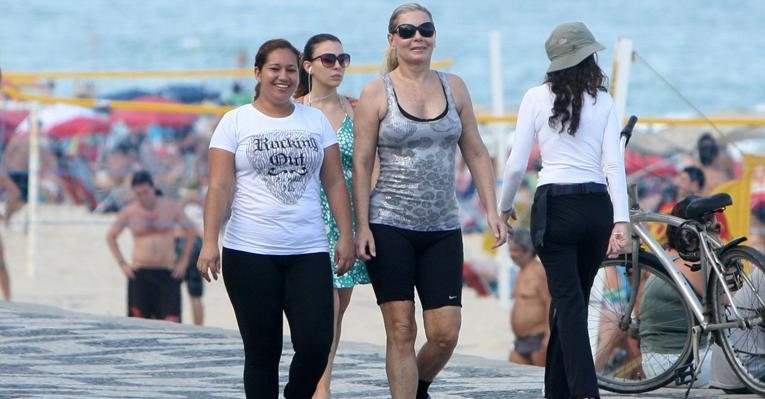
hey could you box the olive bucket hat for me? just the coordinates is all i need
[545,22,605,72]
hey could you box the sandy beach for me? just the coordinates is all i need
[2,204,513,361]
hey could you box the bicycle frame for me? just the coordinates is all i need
[617,125,757,333]
[603,117,765,391]
[628,210,708,325]
[623,189,763,333]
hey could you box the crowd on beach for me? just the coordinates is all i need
[2,3,765,398]
[1,67,760,284]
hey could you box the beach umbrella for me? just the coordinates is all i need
[624,150,677,177]
[109,95,197,130]
[157,84,220,104]
[14,104,104,135]
[45,115,111,138]
[100,88,152,101]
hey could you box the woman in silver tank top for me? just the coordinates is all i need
[351,4,507,398]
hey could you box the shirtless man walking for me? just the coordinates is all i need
[509,228,551,366]
[0,65,19,301]
[0,171,20,301]
[106,170,195,322]
[0,176,14,300]
[1,118,57,225]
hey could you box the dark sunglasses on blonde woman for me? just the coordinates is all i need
[310,53,351,68]
[392,22,436,39]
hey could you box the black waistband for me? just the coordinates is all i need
[545,182,608,197]
[530,182,608,248]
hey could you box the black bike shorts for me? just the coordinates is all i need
[365,224,463,310]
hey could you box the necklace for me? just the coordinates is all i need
[307,91,337,106]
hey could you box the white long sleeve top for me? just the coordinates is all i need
[499,84,629,223]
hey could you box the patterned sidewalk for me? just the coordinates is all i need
[0,302,757,398]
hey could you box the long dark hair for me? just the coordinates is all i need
[295,34,341,98]
[544,55,607,136]
[253,39,300,100]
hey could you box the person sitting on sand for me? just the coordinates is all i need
[508,228,551,366]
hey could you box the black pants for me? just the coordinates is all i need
[532,189,613,399]
[222,248,333,399]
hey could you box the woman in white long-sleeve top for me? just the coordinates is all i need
[499,22,629,399]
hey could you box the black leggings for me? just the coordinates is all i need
[222,247,333,399]
[533,191,613,399]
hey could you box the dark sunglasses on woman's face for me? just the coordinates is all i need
[392,22,436,39]
[310,53,351,68]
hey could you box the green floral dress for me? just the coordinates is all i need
[321,114,370,288]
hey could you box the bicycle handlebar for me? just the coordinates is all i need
[620,115,638,148]
[620,115,639,207]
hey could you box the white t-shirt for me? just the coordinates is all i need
[499,84,629,223]
[209,103,338,255]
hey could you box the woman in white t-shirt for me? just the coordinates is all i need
[197,38,355,399]
[499,22,629,399]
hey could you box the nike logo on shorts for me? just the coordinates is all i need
[448,295,458,300]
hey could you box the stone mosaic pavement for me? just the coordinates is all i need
[0,302,758,398]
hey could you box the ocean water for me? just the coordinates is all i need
[1,0,764,116]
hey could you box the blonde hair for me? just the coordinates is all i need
[383,3,434,73]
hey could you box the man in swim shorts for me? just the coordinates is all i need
[106,171,196,322]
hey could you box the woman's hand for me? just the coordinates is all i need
[334,233,355,276]
[355,224,376,261]
[487,212,508,249]
[197,242,221,282]
[606,222,630,258]
[500,208,517,239]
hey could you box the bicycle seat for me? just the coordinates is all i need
[685,193,732,218]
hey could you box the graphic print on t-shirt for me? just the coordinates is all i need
[246,130,322,205]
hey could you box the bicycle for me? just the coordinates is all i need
[587,116,765,395]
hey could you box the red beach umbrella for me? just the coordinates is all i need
[110,95,197,129]
[46,115,111,138]
[624,150,677,177]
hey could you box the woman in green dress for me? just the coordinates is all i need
[295,33,371,399]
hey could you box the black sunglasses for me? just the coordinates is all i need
[392,22,436,39]
[310,53,351,68]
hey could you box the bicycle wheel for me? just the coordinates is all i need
[709,245,765,395]
[589,252,695,393]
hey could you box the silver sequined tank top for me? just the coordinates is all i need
[368,71,462,231]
